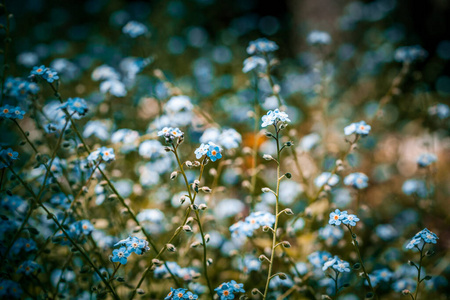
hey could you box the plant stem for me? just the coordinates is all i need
[346,225,377,299]
[262,124,282,299]
[413,244,425,300]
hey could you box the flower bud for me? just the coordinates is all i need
[152,259,163,266]
[190,241,201,248]
[182,225,192,232]
[282,241,291,248]
[204,234,210,243]
[263,154,273,160]
[199,204,208,210]
[170,171,178,180]
[185,161,193,168]
[201,186,212,193]
[207,258,213,266]
[166,244,176,252]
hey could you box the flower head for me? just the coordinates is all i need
[328,209,347,226]
[206,142,222,162]
[344,120,371,136]
[60,97,89,117]
[261,109,290,127]
[246,38,279,55]
[123,21,148,38]
[416,153,437,168]
[344,172,369,189]
[111,246,131,265]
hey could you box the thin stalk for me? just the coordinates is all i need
[262,124,282,299]
[173,145,214,299]
[346,225,377,299]
[413,244,425,300]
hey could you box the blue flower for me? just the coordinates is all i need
[418,228,438,244]
[60,97,89,117]
[88,147,116,162]
[246,38,279,55]
[100,79,127,97]
[333,259,350,273]
[229,280,245,293]
[428,103,449,119]
[315,172,339,187]
[11,238,37,255]
[322,256,338,271]
[373,268,393,283]
[2,148,19,160]
[405,228,438,249]
[394,45,428,63]
[111,247,131,265]
[261,109,290,127]
[195,143,209,159]
[402,179,428,198]
[0,105,14,118]
[307,30,332,45]
[342,214,360,227]
[308,251,332,269]
[158,127,184,143]
[122,21,148,38]
[242,56,267,73]
[344,120,371,136]
[416,153,437,168]
[17,260,41,276]
[0,279,23,299]
[328,209,347,226]
[172,288,187,300]
[344,172,369,189]
[215,283,234,300]
[206,142,222,162]
[184,291,199,300]
[125,236,147,255]
[31,65,47,76]
[43,69,59,83]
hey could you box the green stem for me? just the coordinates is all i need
[262,124,282,299]
[346,225,377,299]
[173,145,214,299]
[413,245,425,300]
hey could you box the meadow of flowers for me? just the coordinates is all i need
[0,0,449,299]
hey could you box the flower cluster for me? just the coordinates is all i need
[59,97,89,117]
[344,172,369,189]
[111,236,150,264]
[158,127,184,143]
[307,30,332,45]
[229,211,275,238]
[261,109,291,127]
[416,153,437,168]
[214,280,245,300]
[165,288,199,300]
[322,255,351,273]
[122,20,148,38]
[30,65,59,83]
[0,105,26,119]
[344,120,371,136]
[87,147,115,163]
[329,209,360,227]
[194,142,222,161]
[394,45,428,63]
[405,228,438,249]
[53,220,94,246]
[246,38,279,54]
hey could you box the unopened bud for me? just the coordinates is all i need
[182,225,192,232]
[199,204,207,210]
[263,154,273,160]
[166,244,176,252]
